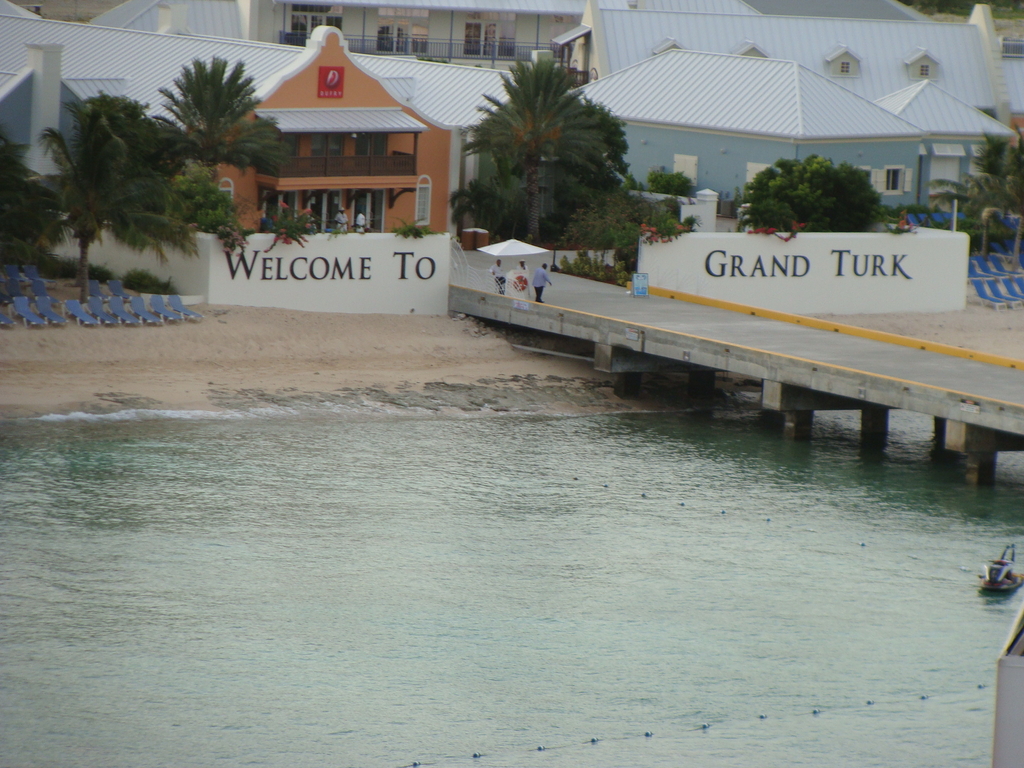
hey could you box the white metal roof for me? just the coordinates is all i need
[64,77,128,99]
[353,53,507,128]
[581,48,921,140]
[93,0,243,38]
[0,0,37,18]
[256,107,428,132]
[597,0,756,12]
[0,15,304,115]
[874,80,1014,138]
[741,0,928,21]
[273,0,586,13]
[594,10,995,109]
[1003,57,1024,115]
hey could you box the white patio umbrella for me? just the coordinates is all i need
[477,239,550,257]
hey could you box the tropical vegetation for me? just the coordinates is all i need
[739,155,881,233]
[41,99,195,301]
[462,59,611,241]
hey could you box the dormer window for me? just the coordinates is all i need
[734,40,769,58]
[825,45,860,78]
[905,48,938,80]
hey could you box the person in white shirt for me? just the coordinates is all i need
[355,211,366,232]
[489,259,506,294]
[532,263,552,303]
[334,209,348,233]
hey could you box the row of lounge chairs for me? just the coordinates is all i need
[0,283,202,327]
[969,256,1024,310]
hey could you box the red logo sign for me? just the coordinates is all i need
[318,66,344,98]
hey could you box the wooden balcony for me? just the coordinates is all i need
[277,154,416,178]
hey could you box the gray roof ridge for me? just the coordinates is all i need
[793,59,804,137]
[601,7,969,27]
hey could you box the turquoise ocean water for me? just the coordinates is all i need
[1,405,1023,767]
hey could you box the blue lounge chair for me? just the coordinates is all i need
[87,296,120,325]
[991,241,1011,257]
[4,264,24,283]
[984,278,1023,308]
[0,308,14,326]
[89,279,111,300]
[167,294,203,320]
[0,288,10,304]
[108,296,142,326]
[970,279,1009,309]
[22,265,54,284]
[5,277,25,298]
[29,278,54,300]
[1001,278,1024,301]
[983,256,1010,275]
[33,297,67,325]
[65,299,100,326]
[107,279,132,300]
[149,294,183,322]
[12,296,47,326]
[129,295,163,325]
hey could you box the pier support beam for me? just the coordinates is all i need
[687,370,717,399]
[783,410,814,440]
[933,417,947,446]
[944,421,1024,485]
[860,408,889,444]
[613,372,643,399]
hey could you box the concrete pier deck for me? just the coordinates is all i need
[450,257,1024,484]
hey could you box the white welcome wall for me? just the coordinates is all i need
[60,231,453,315]
[638,229,968,314]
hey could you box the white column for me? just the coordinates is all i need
[26,43,62,175]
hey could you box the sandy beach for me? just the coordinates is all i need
[2,277,1021,420]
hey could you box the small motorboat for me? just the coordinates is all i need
[979,544,1024,593]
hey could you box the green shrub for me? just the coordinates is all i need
[122,268,176,295]
[44,256,116,281]
[392,220,437,238]
[647,170,693,197]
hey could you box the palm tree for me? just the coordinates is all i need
[931,134,1010,257]
[158,58,285,176]
[42,101,195,302]
[0,126,61,262]
[465,59,606,241]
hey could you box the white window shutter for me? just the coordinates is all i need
[903,167,913,193]
[673,154,698,179]
[870,169,885,193]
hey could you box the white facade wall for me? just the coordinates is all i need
[638,229,968,314]
[60,232,453,315]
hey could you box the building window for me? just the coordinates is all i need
[839,60,850,74]
[829,55,859,77]
[919,64,930,78]
[218,177,234,198]
[415,175,431,224]
[355,133,387,156]
[885,167,902,192]
[378,8,428,53]
[283,134,298,156]
[465,12,515,57]
[290,4,342,35]
[310,133,326,156]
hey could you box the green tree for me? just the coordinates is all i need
[465,59,607,240]
[646,170,692,197]
[158,58,285,176]
[42,100,195,302]
[449,156,527,241]
[0,126,61,262]
[931,134,1011,257]
[740,155,881,232]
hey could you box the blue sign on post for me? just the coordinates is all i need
[632,272,649,298]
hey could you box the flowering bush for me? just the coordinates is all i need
[265,203,316,251]
[885,211,917,235]
[748,221,806,242]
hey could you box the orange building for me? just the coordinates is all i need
[228,26,472,234]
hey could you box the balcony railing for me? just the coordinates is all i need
[1004,38,1024,58]
[277,154,417,178]
[279,31,559,63]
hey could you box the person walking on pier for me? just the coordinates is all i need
[532,263,552,303]
[490,259,506,294]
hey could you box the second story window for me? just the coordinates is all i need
[355,133,388,156]
[465,12,515,56]
[377,8,428,53]
[290,4,342,34]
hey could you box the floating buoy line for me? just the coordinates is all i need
[395,683,990,767]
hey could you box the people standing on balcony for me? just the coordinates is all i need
[355,211,366,233]
[335,209,348,233]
